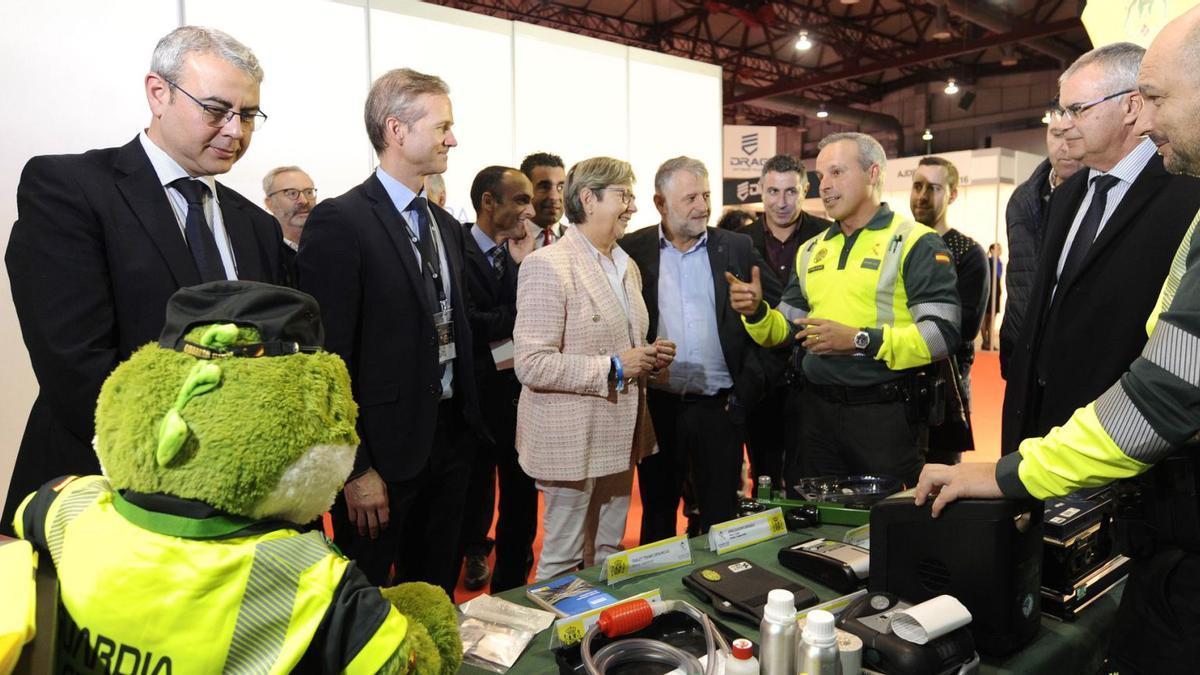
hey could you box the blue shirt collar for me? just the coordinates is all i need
[375,166,424,214]
[470,223,503,255]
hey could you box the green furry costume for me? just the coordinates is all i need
[13,282,460,674]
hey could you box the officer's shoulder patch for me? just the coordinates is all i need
[813,248,828,264]
[934,252,951,264]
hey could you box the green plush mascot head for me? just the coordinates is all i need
[94,281,358,524]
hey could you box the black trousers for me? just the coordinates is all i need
[637,390,744,544]
[744,385,802,490]
[794,388,926,486]
[331,398,473,597]
[1106,548,1200,674]
[458,373,538,593]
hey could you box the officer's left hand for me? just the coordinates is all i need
[914,462,1003,517]
[794,318,856,355]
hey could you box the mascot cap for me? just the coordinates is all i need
[159,281,324,357]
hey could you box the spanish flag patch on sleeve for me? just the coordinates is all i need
[934,252,952,264]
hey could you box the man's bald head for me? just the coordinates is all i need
[1135,6,1200,176]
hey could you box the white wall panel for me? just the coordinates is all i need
[627,48,723,231]
[513,22,628,199]
[185,0,372,204]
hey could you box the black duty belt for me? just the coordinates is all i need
[807,379,908,406]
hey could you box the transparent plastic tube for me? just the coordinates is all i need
[580,600,730,675]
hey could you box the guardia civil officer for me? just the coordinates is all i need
[728,132,960,486]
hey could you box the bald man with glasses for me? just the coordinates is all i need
[263,166,318,284]
[1001,41,1200,456]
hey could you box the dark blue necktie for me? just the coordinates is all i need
[170,178,226,282]
[1058,175,1120,285]
[490,242,508,280]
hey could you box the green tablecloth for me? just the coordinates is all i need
[469,525,1120,674]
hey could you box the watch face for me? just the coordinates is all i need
[854,332,869,349]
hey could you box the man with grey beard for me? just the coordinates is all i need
[620,156,780,542]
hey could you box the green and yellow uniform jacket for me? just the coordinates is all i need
[743,204,962,386]
[998,214,1200,499]
[14,475,409,675]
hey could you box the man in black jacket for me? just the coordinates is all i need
[736,156,831,488]
[456,166,539,593]
[999,118,1082,377]
[621,157,781,541]
[1002,42,1200,456]
[297,68,481,596]
[3,26,283,535]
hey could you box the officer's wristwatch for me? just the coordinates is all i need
[853,330,871,352]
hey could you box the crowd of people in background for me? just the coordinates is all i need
[8,10,1200,672]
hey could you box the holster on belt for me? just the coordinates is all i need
[1114,449,1200,557]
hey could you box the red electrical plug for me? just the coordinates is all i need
[597,599,656,638]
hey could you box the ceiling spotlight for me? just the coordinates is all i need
[1000,46,1019,67]
[816,104,829,119]
[839,0,860,5]
[944,78,959,95]
[1042,110,1052,124]
[931,5,952,40]
[795,30,813,51]
[922,128,934,142]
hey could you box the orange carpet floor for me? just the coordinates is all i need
[451,350,1005,602]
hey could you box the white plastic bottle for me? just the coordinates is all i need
[758,589,798,675]
[724,638,760,674]
[797,610,842,675]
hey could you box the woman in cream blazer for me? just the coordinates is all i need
[514,157,673,580]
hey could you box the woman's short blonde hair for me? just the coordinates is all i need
[564,157,635,224]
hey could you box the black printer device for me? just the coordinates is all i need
[869,491,1043,656]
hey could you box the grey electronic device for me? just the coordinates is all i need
[779,538,870,593]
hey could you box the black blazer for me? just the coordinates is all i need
[3,136,282,531]
[618,225,782,407]
[461,223,521,444]
[1001,154,1200,454]
[296,173,481,482]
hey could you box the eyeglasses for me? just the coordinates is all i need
[162,76,268,131]
[268,187,318,201]
[596,187,636,206]
[1050,89,1133,122]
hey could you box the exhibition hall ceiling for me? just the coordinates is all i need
[428,0,1089,123]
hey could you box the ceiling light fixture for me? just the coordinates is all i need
[1001,46,1019,67]
[922,129,934,142]
[944,78,959,95]
[931,5,952,40]
[1042,110,1052,124]
[795,30,813,51]
[816,104,829,119]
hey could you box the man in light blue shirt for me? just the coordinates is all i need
[620,157,781,542]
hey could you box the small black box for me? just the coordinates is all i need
[869,492,1043,656]
[1042,491,1117,594]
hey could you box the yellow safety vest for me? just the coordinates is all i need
[15,476,406,675]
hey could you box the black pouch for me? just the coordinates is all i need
[682,558,817,624]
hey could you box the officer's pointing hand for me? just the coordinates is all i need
[726,266,762,317]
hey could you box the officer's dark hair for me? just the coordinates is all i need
[470,165,517,212]
[918,156,960,192]
[520,152,565,180]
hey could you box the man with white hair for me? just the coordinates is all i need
[620,156,780,541]
[1001,42,1200,457]
[727,133,961,485]
[3,26,283,535]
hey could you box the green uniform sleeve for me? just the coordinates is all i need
[742,256,811,348]
[997,221,1200,500]
[876,232,962,370]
